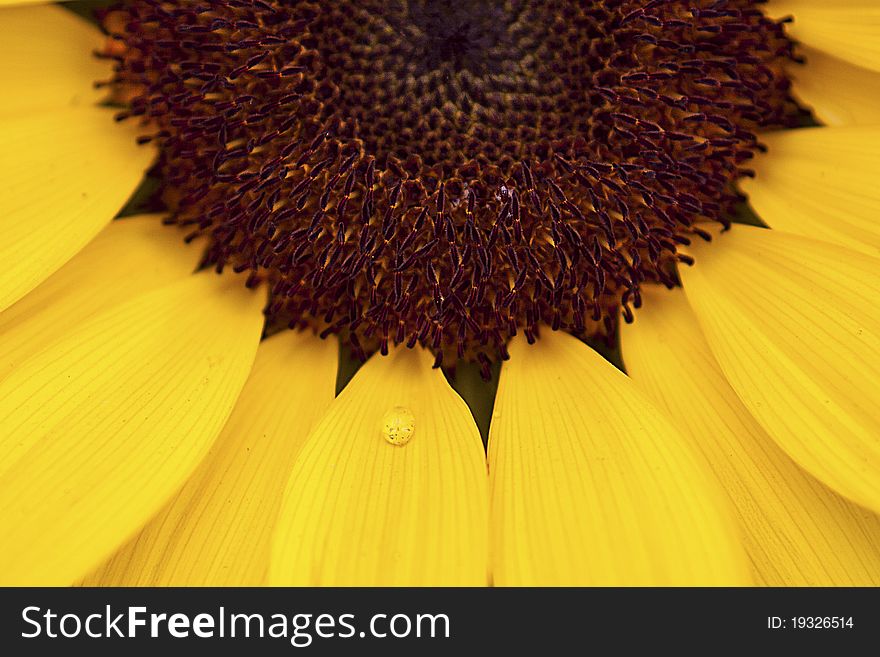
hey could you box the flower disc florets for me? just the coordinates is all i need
[106,0,799,373]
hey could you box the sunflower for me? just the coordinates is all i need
[0,0,878,588]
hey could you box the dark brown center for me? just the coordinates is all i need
[105,0,800,375]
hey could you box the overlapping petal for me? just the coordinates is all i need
[0,215,201,381]
[86,331,337,586]
[0,274,265,585]
[0,5,109,116]
[769,0,880,73]
[681,225,880,515]
[622,286,880,585]
[0,107,154,312]
[742,126,880,257]
[790,46,880,126]
[488,330,750,586]
[270,346,489,586]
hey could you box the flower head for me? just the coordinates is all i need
[106,0,800,369]
[0,0,879,587]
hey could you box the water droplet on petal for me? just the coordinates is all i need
[381,406,415,446]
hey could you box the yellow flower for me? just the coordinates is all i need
[0,0,878,587]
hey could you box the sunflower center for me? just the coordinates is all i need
[106,0,799,374]
[406,1,506,72]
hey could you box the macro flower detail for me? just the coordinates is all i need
[0,0,879,588]
[381,406,417,446]
[105,0,799,369]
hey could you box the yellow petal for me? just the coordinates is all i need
[0,5,108,116]
[791,46,880,126]
[770,0,880,73]
[622,285,880,585]
[742,126,880,258]
[0,1,61,6]
[0,107,155,312]
[269,346,489,586]
[0,273,265,585]
[0,215,201,381]
[488,330,750,586]
[681,225,880,515]
[86,331,337,586]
